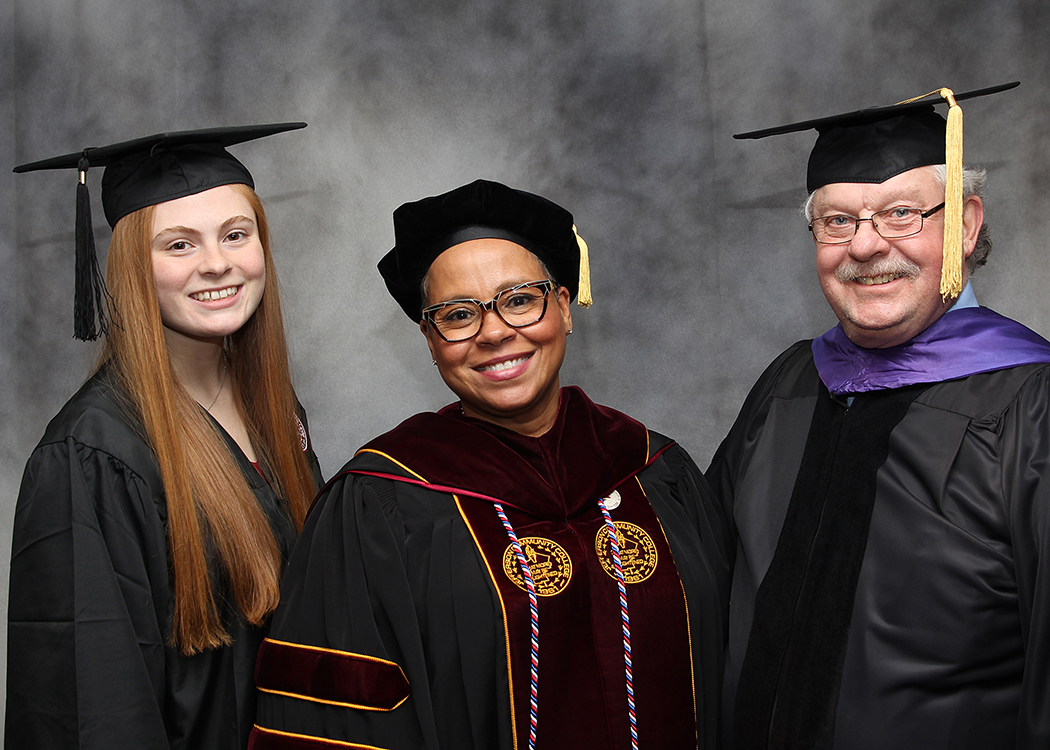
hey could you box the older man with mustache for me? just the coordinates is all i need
[708,82,1050,750]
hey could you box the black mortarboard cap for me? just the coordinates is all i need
[13,122,306,340]
[734,81,1018,192]
[734,82,1018,299]
[378,178,592,321]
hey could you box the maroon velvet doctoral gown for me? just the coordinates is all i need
[251,386,731,750]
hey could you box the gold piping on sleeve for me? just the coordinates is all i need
[262,637,406,667]
[251,724,390,750]
[256,687,408,712]
[258,638,410,711]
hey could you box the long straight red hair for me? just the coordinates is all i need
[98,184,316,654]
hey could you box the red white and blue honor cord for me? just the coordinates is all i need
[598,496,639,750]
[494,498,638,750]
[494,502,540,750]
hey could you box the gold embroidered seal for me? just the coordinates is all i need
[595,522,658,584]
[502,537,573,596]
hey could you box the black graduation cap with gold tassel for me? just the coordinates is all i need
[13,122,307,341]
[379,178,592,321]
[734,81,1019,301]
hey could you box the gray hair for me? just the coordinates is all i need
[801,164,991,275]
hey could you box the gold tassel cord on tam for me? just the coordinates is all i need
[940,88,964,301]
[894,87,964,300]
[573,225,592,307]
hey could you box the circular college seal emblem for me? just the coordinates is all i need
[503,537,573,596]
[595,522,658,584]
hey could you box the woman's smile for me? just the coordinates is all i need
[423,239,572,436]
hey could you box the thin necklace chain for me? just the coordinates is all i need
[206,357,228,412]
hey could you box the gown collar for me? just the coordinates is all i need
[812,307,1050,395]
[358,386,651,517]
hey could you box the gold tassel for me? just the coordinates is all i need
[893,88,965,300]
[940,88,964,301]
[573,224,592,307]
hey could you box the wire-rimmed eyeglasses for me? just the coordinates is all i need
[809,203,946,244]
[422,280,556,342]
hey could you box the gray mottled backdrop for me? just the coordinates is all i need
[3,0,1049,735]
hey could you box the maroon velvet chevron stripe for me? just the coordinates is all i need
[255,638,410,711]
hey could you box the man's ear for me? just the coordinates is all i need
[961,195,984,260]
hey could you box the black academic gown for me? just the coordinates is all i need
[708,340,1050,750]
[6,370,322,750]
[251,386,732,750]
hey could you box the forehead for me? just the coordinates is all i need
[151,184,255,231]
[427,238,546,298]
[813,166,943,212]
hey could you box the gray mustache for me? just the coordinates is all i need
[834,258,921,283]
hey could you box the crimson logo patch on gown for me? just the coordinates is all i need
[595,521,658,583]
[502,537,573,596]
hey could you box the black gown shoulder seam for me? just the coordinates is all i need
[31,434,154,485]
[910,362,1050,419]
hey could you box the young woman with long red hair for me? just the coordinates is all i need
[7,124,322,749]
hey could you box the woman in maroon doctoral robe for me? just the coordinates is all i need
[251,179,732,750]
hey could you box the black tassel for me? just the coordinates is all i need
[74,155,111,341]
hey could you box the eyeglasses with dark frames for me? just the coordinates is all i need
[422,279,556,342]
